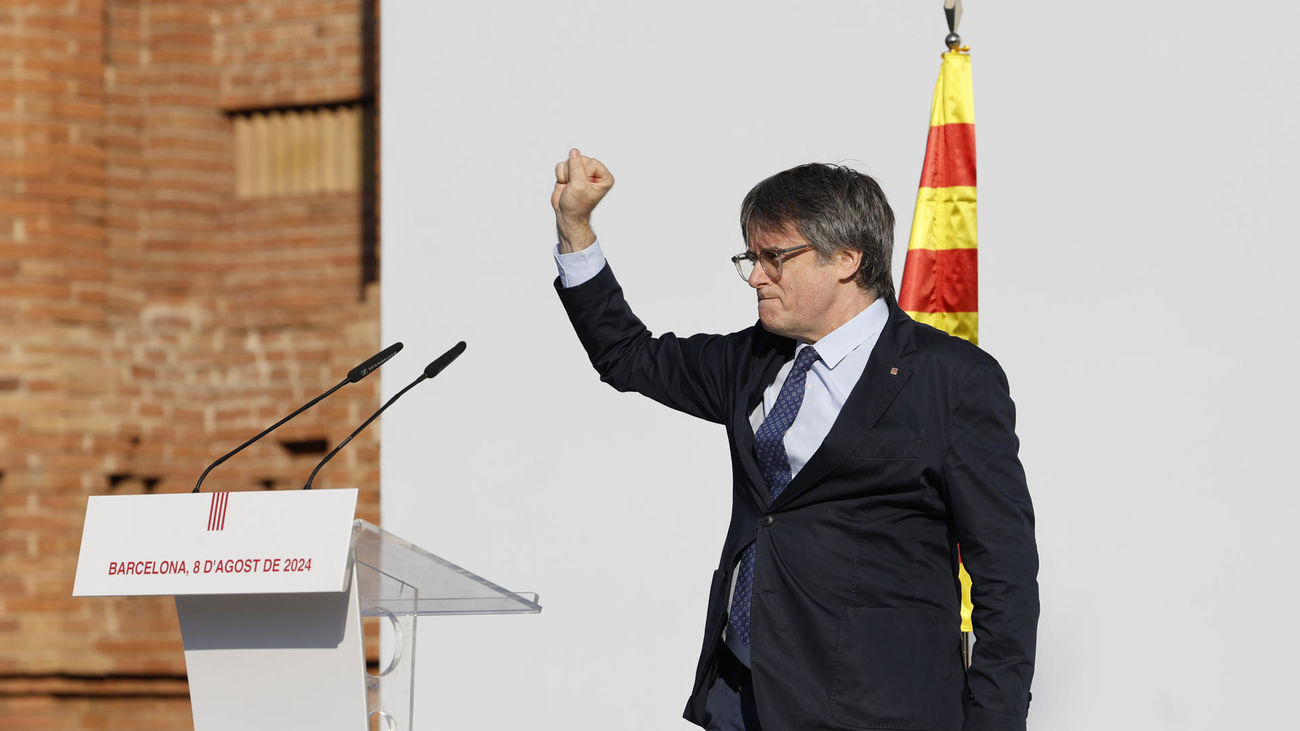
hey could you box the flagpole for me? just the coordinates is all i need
[941,0,975,672]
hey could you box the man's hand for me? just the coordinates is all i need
[552,148,613,253]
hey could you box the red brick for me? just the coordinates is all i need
[2,0,380,725]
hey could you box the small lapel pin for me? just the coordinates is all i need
[890,367,899,376]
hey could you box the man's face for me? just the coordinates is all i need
[747,227,848,344]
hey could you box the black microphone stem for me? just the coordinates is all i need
[303,375,424,490]
[303,340,466,490]
[193,378,347,493]
[192,341,403,493]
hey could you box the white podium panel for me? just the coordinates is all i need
[73,489,359,596]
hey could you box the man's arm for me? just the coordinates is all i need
[945,358,1039,731]
[550,148,742,425]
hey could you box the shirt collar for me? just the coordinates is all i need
[798,298,888,370]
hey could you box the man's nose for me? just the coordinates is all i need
[748,262,769,288]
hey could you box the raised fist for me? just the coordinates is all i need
[552,148,613,252]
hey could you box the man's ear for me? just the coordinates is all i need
[836,248,862,283]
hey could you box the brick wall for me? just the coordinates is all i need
[0,1,380,727]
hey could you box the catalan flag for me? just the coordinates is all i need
[899,50,978,344]
[899,49,978,635]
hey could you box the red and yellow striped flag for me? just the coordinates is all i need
[899,50,978,344]
[899,49,978,633]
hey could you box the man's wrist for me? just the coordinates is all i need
[557,217,596,254]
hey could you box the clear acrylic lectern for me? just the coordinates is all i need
[352,519,541,730]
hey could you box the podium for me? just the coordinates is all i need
[73,488,540,730]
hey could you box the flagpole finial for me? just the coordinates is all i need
[944,0,963,33]
[943,0,965,51]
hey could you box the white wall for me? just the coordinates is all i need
[381,2,1300,728]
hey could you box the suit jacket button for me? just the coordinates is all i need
[760,515,774,527]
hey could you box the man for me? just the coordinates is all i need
[551,148,1037,731]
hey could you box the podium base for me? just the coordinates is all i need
[176,581,367,731]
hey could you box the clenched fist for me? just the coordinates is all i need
[552,148,613,253]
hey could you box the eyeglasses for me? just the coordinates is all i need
[730,244,814,282]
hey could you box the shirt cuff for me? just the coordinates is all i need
[554,240,607,288]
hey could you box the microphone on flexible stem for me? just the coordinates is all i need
[303,341,467,490]
[192,342,404,493]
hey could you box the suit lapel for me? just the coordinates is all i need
[733,330,794,509]
[771,301,917,510]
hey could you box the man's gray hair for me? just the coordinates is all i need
[739,163,896,301]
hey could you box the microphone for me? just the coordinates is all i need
[303,341,466,490]
[192,342,404,493]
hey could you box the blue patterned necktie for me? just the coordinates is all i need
[728,346,820,646]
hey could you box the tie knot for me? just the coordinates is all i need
[792,346,820,376]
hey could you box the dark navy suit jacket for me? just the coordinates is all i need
[557,264,1038,731]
